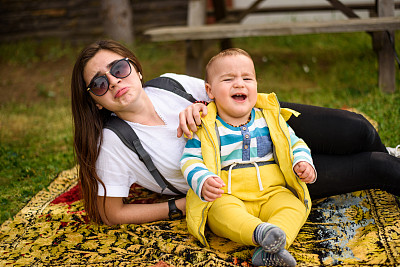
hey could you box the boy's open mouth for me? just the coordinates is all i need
[232,94,247,101]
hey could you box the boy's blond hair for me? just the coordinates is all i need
[205,48,253,82]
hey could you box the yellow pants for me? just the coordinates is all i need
[207,163,307,248]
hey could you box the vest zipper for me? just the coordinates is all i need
[275,96,309,212]
[197,120,220,246]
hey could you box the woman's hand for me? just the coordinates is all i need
[177,103,208,138]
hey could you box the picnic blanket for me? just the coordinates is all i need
[1,166,399,266]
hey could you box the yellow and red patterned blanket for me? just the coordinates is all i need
[1,166,399,266]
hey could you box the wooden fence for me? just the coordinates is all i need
[0,0,188,43]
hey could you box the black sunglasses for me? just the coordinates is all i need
[87,58,132,96]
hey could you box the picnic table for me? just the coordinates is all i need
[145,0,400,92]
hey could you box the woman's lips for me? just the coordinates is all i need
[114,87,128,98]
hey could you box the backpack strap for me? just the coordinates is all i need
[144,76,197,103]
[104,116,184,195]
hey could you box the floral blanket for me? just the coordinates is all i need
[1,166,399,266]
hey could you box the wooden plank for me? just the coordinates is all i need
[186,0,207,77]
[376,0,396,92]
[188,0,206,26]
[221,2,400,16]
[228,0,266,23]
[326,0,360,18]
[145,17,400,41]
[132,0,187,10]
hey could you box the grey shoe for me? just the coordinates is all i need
[252,247,297,267]
[260,226,286,254]
[387,145,400,157]
[254,223,286,254]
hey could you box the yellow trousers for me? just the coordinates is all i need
[207,163,307,248]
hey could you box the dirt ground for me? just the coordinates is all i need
[0,58,73,105]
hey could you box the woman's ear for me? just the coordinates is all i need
[96,103,104,110]
[138,72,143,80]
[205,83,214,99]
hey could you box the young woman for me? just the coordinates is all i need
[71,39,400,225]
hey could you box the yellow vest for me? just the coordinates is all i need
[185,93,312,246]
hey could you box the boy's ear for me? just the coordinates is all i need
[205,83,215,99]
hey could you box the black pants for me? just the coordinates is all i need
[281,102,400,199]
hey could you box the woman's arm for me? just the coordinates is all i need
[97,196,186,225]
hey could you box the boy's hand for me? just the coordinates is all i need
[293,161,316,184]
[201,176,225,202]
[177,103,208,139]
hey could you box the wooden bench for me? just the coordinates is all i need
[144,0,400,92]
[145,17,400,41]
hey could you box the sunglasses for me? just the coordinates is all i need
[87,58,132,96]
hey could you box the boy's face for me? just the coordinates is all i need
[206,54,257,126]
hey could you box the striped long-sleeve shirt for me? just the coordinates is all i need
[180,108,314,199]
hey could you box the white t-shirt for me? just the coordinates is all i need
[96,73,209,197]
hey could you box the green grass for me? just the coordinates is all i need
[0,102,74,220]
[0,32,399,224]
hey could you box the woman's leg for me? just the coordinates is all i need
[280,102,387,154]
[308,151,400,198]
[279,102,399,198]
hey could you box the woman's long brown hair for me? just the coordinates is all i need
[71,40,143,223]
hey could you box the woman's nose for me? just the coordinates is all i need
[106,71,120,89]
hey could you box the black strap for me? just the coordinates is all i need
[144,76,197,103]
[104,116,184,195]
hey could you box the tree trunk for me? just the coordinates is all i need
[101,0,134,44]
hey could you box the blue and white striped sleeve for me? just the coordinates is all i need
[180,134,217,200]
[288,125,316,174]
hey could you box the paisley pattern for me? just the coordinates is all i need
[1,166,399,266]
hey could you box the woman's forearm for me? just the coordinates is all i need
[97,196,186,225]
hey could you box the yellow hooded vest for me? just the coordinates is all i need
[185,93,312,247]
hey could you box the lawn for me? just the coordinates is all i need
[0,33,399,224]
